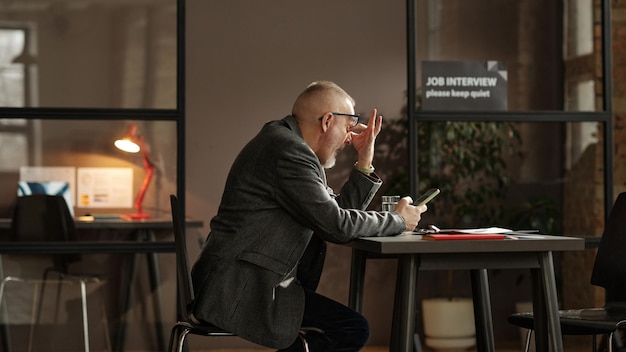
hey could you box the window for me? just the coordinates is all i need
[0,26,26,107]
[0,0,182,217]
[0,25,32,171]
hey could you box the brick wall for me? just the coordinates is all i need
[614,3,626,191]
[561,0,626,310]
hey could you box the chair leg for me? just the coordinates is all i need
[0,278,11,320]
[167,324,190,352]
[301,340,310,352]
[27,282,41,352]
[54,274,64,322]
[33,270,56,342]
[32,272,66,351]
[0,278,7,304]
[79,280,90,352]
[176,328,191,352]
[167,325,177,352]
[298,332,310,352]
[614,329,624,352]
[168,325,183,352]
[609,332,614,352]
[34,269,53,326]
[523,329,532,352]
[97,281,112,352]
[0,278,34,352]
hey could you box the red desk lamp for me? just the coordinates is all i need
[115,124,155,220]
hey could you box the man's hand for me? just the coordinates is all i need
[393,196,427,231]
[351,109,382,168]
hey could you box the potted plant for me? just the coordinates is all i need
[382,123,522,224]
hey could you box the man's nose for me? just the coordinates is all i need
[344,133,352,145]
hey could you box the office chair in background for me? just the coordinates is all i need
[168,195,319,352]
[508,192,626,352]
[0,194,111,352]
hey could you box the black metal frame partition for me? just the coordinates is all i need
[0,0,187,220]
[406,0,614,222]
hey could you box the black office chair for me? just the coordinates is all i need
[167,194,235,352]
[0,194,110,352]
[168,195,319,352]
[508,192,626,352]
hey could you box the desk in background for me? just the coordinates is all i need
[0,217,203,352]
[345,234,584,352]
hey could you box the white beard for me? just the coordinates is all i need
[322,155,336,169]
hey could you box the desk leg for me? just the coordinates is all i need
[116,230,166,352]
[390,254,419,352]
[470,269,495,352]
[530,267,548,351]
[348,249,366,313]
[116,249,138,352]
[145,231,166,352]
[539,251,563,352]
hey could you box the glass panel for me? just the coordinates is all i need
[0,118,27,126]
[565,0,594,58]
[0,0,177,109]
[0,28,25,107]
[416,0,601,112]
[403,120,604,236]
[0,119,177,217]
[566,79,595,112]
[0,132,27,172]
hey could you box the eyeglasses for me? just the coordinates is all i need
[318,112,361,127]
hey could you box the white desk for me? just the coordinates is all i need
[345,234,585,352]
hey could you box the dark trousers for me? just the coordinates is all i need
[278,289,370,352]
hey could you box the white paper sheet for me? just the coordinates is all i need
[77,167,133,208]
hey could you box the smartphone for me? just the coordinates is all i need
[415,188,440,206]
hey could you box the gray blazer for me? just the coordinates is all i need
[190,115,406,349]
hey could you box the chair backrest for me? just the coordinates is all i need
[170,194,195,319]
[11,194,81,269]
[590,192,626,302]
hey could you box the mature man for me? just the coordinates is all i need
[191,81,427,351]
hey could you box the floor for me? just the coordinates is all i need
[196,348,588,352]
[186,348,565,352]
[162,334,597,352]
[186,340,592,352]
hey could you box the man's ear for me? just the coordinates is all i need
[320,112,332,132]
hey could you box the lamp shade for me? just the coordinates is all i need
[114,139,140,153]
[115,124,155,219]
[115,124,142,152]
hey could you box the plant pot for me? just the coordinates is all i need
[422,297,476,351]
[515,301,535,352]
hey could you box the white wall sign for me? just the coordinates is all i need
[77,167,133,208]
[421,61,508,111]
